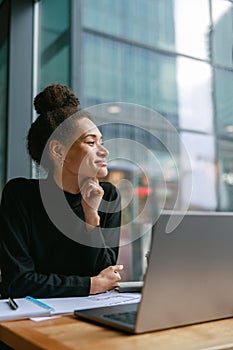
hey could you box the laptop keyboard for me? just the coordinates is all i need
[103,311,137,325]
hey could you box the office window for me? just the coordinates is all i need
[174,0,210,60]
[218,140,233,211]
[82,0,175,51]
[212,0,233,68]
[81,33,178,126]
[180,132,217,210]
[216,68,233,137]
[0,42,8,193]
[36,0,233,279]
[177,57,213,133]
[0,0,9,193]
[37,0,71,90]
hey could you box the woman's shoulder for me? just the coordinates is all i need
[100,181,116,191]
[100,181,120,200]
[2,177,39,198]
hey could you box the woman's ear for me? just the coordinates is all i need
[49,139,65,163]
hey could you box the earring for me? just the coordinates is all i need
[60,158,64,167]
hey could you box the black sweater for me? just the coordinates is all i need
[0,177,121,298]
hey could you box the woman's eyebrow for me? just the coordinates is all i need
[81,134,103,140]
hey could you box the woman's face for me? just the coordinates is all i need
[63,118,109,179]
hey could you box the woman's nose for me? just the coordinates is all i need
[97,144,109,157]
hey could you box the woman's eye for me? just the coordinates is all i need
[87,141,95,146]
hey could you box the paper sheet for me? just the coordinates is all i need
[0,291,141,322]
[0,298,51,321]
[39,290,141,314]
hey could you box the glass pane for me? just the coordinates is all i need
[212,0,233,68]
[81,33,179,126]
[174,0,210,59]
[0,1,9,193]
[87,103,180,280]
[177,57,213,132]
[35,0,233,283]
[180,132,217,210]
[38,0,71,89]
[82,0,176,51]
[218,139,233,211]
[82,0,211,60]
[216,68,233,137]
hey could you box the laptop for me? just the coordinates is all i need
[74,212,233,333]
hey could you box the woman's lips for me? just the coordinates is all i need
[95,160,108,167]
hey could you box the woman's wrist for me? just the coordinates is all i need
[82,199,100,229]
[84,209,100,229]
[90,276,101,294]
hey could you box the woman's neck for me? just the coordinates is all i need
[52,169,82,194]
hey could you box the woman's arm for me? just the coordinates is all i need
[0,179,122,298]
[79,180,121,267]
[90,264,123,294]
[0,180,92,298]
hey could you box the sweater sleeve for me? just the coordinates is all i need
[0,179,91,298]
[81,183,121,273]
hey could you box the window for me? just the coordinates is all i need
[36,0,233,280]
[37,0,71,90]
[0,0,9,193]
[212,0,233,68]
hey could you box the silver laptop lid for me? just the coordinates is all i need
[135,212,233,333]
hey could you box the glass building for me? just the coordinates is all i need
[0,0,233,279]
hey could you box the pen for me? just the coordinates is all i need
[8,297,18,310]
[25,296,55,312]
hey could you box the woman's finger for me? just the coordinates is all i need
[112,264,124,272]
[84,184,103,198]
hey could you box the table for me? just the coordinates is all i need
[1,315,233,350]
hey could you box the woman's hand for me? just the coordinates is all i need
[81,178,104,228]
[90,265,124,294]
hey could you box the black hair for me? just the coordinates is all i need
[27,83,91,169]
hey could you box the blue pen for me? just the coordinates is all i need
[25,296,55,313]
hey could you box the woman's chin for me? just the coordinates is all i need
[97,168,108,178]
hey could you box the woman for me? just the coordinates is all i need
[0,83,123,298]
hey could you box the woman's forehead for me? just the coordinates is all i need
[75,118,101,139]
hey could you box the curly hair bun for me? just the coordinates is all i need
[34,83,80,115]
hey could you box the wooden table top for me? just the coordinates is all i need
[2,314,233,350]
